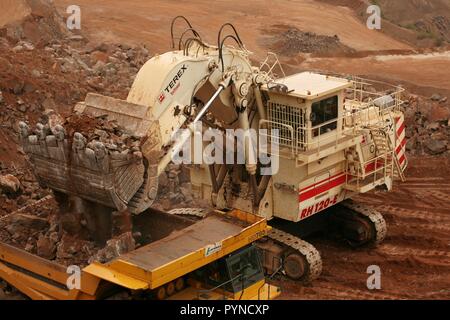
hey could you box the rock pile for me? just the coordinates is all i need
[0,164,50,216]
[404,94,449,156]
[0,0,69,46]
[24,111,145,160]
[0,194,102,267]
[0,0,151,134]
[0,0,153,269]
[264,24,354,56]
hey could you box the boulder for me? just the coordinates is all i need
[60,212,83,235]
[426,122,440,131]
[424,139,447,155]
[431,94,442,101]
[0,174,21,195]
[36,234,56,259]
[89,232,135,264]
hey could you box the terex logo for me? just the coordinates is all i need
[164,64,188,94]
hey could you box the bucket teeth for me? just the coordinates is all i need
[52,125,66,141]
[45,134,57,147]
[35,123,50,141]
[85,147,96,161]
[93,141,107,160]
[28,135,38,145]
[17,93,161,214]
[18,121,30,139]
[73,132,87,150]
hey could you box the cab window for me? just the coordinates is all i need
[311,95,338,137]
[226,246,264,293]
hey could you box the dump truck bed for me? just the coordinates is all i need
[123,214,244,270]
[0,206,269,300]
[84,210,267,291]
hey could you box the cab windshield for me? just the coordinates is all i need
[311,95,338,137]
[226,246,264,293]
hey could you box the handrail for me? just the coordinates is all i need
[347,147,394,185]
[306,70,406,98]
[262,74,405,157]
[299,102,399,151]
[260,52,286,80]
[259,119,295,158]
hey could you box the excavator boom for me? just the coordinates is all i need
[19,43,262,217]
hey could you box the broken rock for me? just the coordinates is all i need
[406,137,416,152]
[36,234,56,259]
[431,94,442,101]
[12,45,24,53]
[18,104,28,113]
[0,174,22,195]
[10,213,49,230]
[24,242,35,253]
[180,183,193,203]
[426,122,440,131]
[424,139,447,155]
[89,232,135,264]
[60,212,83,235]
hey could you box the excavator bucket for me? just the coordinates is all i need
[19,93,163,215]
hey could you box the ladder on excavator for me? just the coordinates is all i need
[379,105,407,182]
[344,126,393,192]
[370,126,406,182]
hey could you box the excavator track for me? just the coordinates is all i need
[337,200,387,246]
[267,228,322,282]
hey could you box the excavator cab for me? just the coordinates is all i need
[261,72,351,157]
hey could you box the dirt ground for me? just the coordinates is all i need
[301,52,450,98]
[52,0,450,95]
[0,0,449,300]
[278,156,450,300]
[52,0,411,56]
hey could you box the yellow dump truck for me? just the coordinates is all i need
[0,208,280,300]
